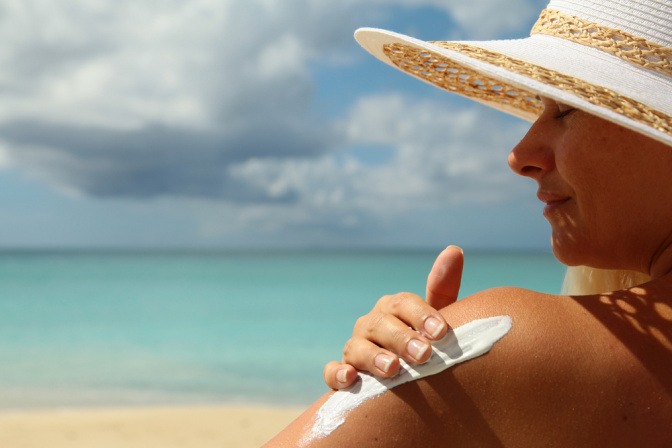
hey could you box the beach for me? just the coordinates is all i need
[0,250,564,447]
[0,405,303,448]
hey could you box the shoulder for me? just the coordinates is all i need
[419,287,605,445]
[317,287,670,446]
[425,286,672,446]
[440,286,582,353]
[268,286,672,447]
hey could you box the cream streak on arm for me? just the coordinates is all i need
[303,315,513,445]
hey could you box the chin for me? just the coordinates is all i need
[550,237,586,267]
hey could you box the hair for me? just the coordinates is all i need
[561,265,651,296]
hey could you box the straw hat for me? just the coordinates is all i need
[355,0,672,147]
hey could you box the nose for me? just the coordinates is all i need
[508,119,554,179]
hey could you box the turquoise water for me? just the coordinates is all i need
[0,249,565,410]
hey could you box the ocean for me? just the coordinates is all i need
[0,249,565,410]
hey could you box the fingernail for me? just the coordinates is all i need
[407,339,430,362]
[336,368,348,384]
[424,316,445,339]
[374,354,394,373]
[447,245,463,254]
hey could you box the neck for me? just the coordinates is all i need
[649,239,672,279]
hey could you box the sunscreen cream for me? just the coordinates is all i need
[304,315,512,444]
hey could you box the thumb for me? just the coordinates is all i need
[425,245,464,310]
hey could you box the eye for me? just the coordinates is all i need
[554,102,577,119]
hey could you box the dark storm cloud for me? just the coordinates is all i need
[0,117,331,201]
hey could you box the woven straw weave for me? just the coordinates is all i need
[383,41,671,137]
[383,44,543,116]
[531,9,672,76]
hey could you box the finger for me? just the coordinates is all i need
[342,336,401,378]
[323,361,358,390]
[426,245,464,311]
[353,312,433,365]
[371,292,447,341]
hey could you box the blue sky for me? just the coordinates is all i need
[0,0,552,250]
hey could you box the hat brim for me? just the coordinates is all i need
[355,28,672,147]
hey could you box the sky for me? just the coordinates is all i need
[0,0,553,250]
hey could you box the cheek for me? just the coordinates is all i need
[547,174,614,266]
[571,176,622,244]
[557,140,620,225]
[564,181,639,267]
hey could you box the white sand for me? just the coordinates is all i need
[0,405,303,448]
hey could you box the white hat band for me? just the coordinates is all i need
[531,9,672,76]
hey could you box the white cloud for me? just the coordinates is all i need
[0,0,546,131]
[207,92,530,241]
[0,1,211,130]
[0,0,358,198]
[341,93,529,205]
[0,0,353,131]
[0,0,544,247]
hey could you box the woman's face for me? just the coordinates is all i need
[508,97,672,274]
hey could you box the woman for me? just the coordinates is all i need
[266,0,672,445]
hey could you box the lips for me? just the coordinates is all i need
[537,191,571,217]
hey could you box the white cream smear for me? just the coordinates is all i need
[304,315,512,445]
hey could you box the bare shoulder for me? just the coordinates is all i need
[267,286,672,447]
[429,286,672,446]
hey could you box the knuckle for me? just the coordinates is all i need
[378,294,393,303]
[375,294,393,311]
[354,311,383,338]
[382,292,418,314]
[387,294,405,312]
[323,362,334,377]
[379,292,406,307]
[342,338,355,358]
[391,327,412,347]
[365,313,385,337]
[353,314,371,334]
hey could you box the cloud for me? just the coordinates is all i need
[0,0,353,199]
[0,0,538,209]
[341,93,530,206]
[192,93,530,241]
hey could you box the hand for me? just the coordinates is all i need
[323,245,464,389]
